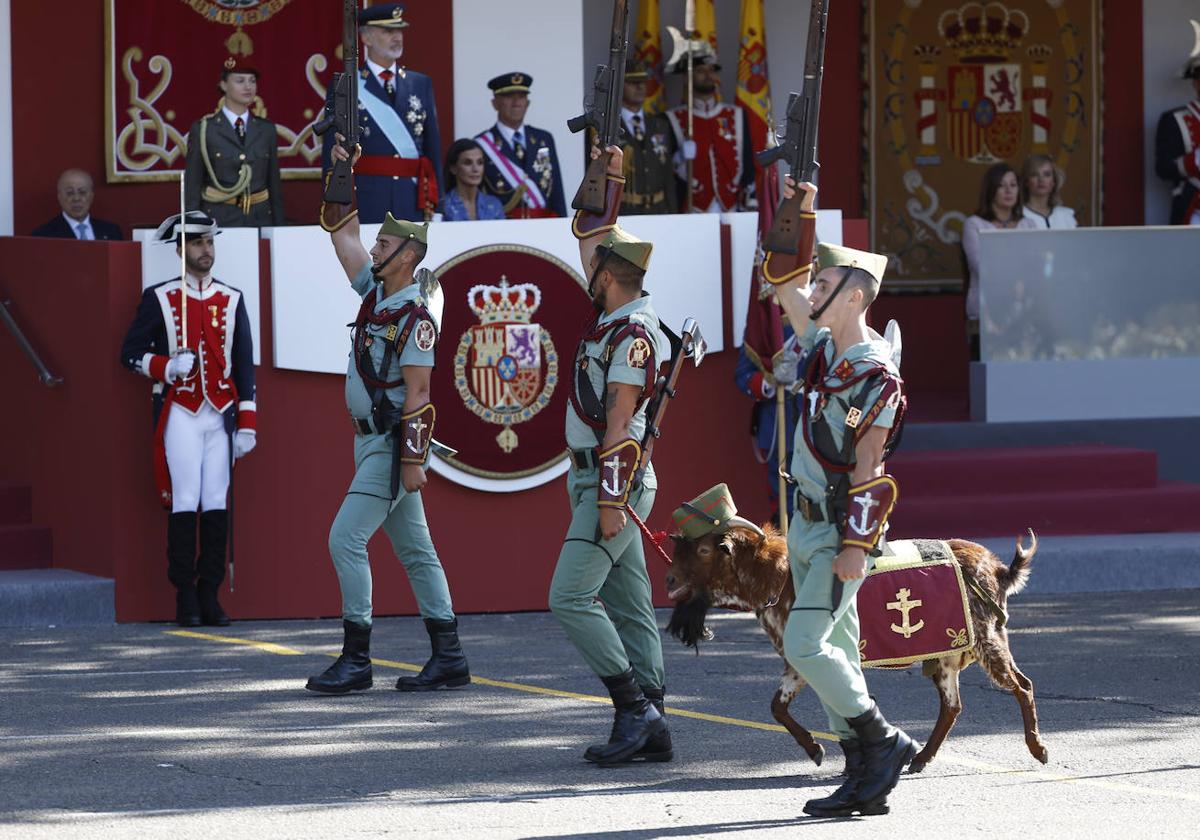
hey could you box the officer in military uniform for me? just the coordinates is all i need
[1154,55,1200,225]
[119,212,257,627]
[763,177,915,817]
[306,139,468,697]
[321,2,443,223]
[618,60,678,215]
[184,57,285,227]
[733,323,799,526]
[548,142,671,766]
[475,73,567,218]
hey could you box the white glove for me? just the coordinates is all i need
[773,338,802,386]
[683,140,697,161]
[165,352,196,381]
[233,429,256,459]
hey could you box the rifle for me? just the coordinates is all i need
[314,0,359,205]
[625,318,708,565]
[567,0,630,213]
[756,0,829,254]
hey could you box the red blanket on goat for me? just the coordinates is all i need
[858,540,975,669]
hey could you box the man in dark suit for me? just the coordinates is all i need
[475,73,566,218]
[1154,55,1200,225]
[321,2,442,223]
[31,169,123,240]
[184,56,285,227]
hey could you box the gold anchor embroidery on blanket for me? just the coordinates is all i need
[887,588,925,639]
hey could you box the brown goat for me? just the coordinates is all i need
[665,525,1048,772]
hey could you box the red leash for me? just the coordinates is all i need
[625,503,673,566]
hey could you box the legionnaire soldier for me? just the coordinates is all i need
[321,3,443,223]
[184,57,285,227]
[475,73,567,218]
[306,137,469,696]
[1154,55,1200,225]
[119,212,258,627]
[548,142,672,765]
[763,177,915,817]
[618,60,678,215]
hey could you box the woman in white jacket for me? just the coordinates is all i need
[1021,154,1078,229]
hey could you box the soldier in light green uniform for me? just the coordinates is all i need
[765,178,916,817]
[549,143,673,766]
[306,139,468,696]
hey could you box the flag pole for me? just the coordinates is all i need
[775,385,789,534]
[178,173,188,352]
[684,0,695,213]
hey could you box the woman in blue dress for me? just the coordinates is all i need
[438,139,506,221]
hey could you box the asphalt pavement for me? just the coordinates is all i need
[2,589,1198,839]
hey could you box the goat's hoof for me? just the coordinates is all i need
[808,743,825,767]
[1033,745,1049,764]
[908,760,927,774]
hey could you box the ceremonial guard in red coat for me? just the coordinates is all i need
[1154,56,1200,225]
[119,212,257,627]
[665,50,754,212]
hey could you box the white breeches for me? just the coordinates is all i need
[166,402,230,513]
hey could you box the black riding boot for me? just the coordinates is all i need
[585,684,673,763]
[584,668,666,766]
[196,510,230,626]
[803,740,864,817]
[167,512,200,627]
[845,701,918,815]
[306,620,373,694]
[396,617,471,691]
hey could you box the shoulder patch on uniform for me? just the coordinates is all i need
[413,318,437,353]
[626,336,653,369]
[832,359,856,381]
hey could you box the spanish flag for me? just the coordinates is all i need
[737,0,773,193]
[694,0,719,54]
[634,0,665,114]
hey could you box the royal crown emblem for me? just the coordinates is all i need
[454,276,558,453]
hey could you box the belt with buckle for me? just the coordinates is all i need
[569,448,600,470]
[794,492,829,523]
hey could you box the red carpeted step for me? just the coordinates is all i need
[889,446,1158,496]
[0,524,53,569]
[0,482,33,525]
[891,482,1200,538]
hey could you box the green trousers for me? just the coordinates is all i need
[548,464,664,689]
[328,433,455,627]
[782,517,876,740]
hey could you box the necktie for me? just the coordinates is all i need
[235,116,245,140]
[75,222,90,240]
[513,130,525,162]
[380,69,395,96]
[633,113,645,142]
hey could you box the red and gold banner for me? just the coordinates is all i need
[737,0,773,197]
[858,549,974,668]
[431,246,591,487]
[867,0,1100,289]
[105,0,340,182]
[634,0,666,114]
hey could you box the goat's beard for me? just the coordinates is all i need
[667,592,715,650]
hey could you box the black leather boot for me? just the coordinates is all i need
[306,620,373,694]
[167,512,200,627]
[585,684,673,763]
[196,510,230,627]
[396,617,471,691]
[845,701,918,815]
[584,668,666,766]
[803,740,864,817]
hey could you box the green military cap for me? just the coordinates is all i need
[599,225,653,271]
[624,59,651,82]
[380,212,428,244]
[672,483,764,540]
[816,242,888,284]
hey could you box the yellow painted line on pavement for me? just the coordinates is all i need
[165,629,1200,804]
[165,629,304,656]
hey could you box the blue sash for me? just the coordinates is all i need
[358,76,419,158]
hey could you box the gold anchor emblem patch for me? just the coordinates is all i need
[887,587,925,639]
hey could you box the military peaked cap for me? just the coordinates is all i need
[624,59,651,82]
[672,483,764,540]
[360,3,409,28]
[489,72,532,95]
[221,55,259,78]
